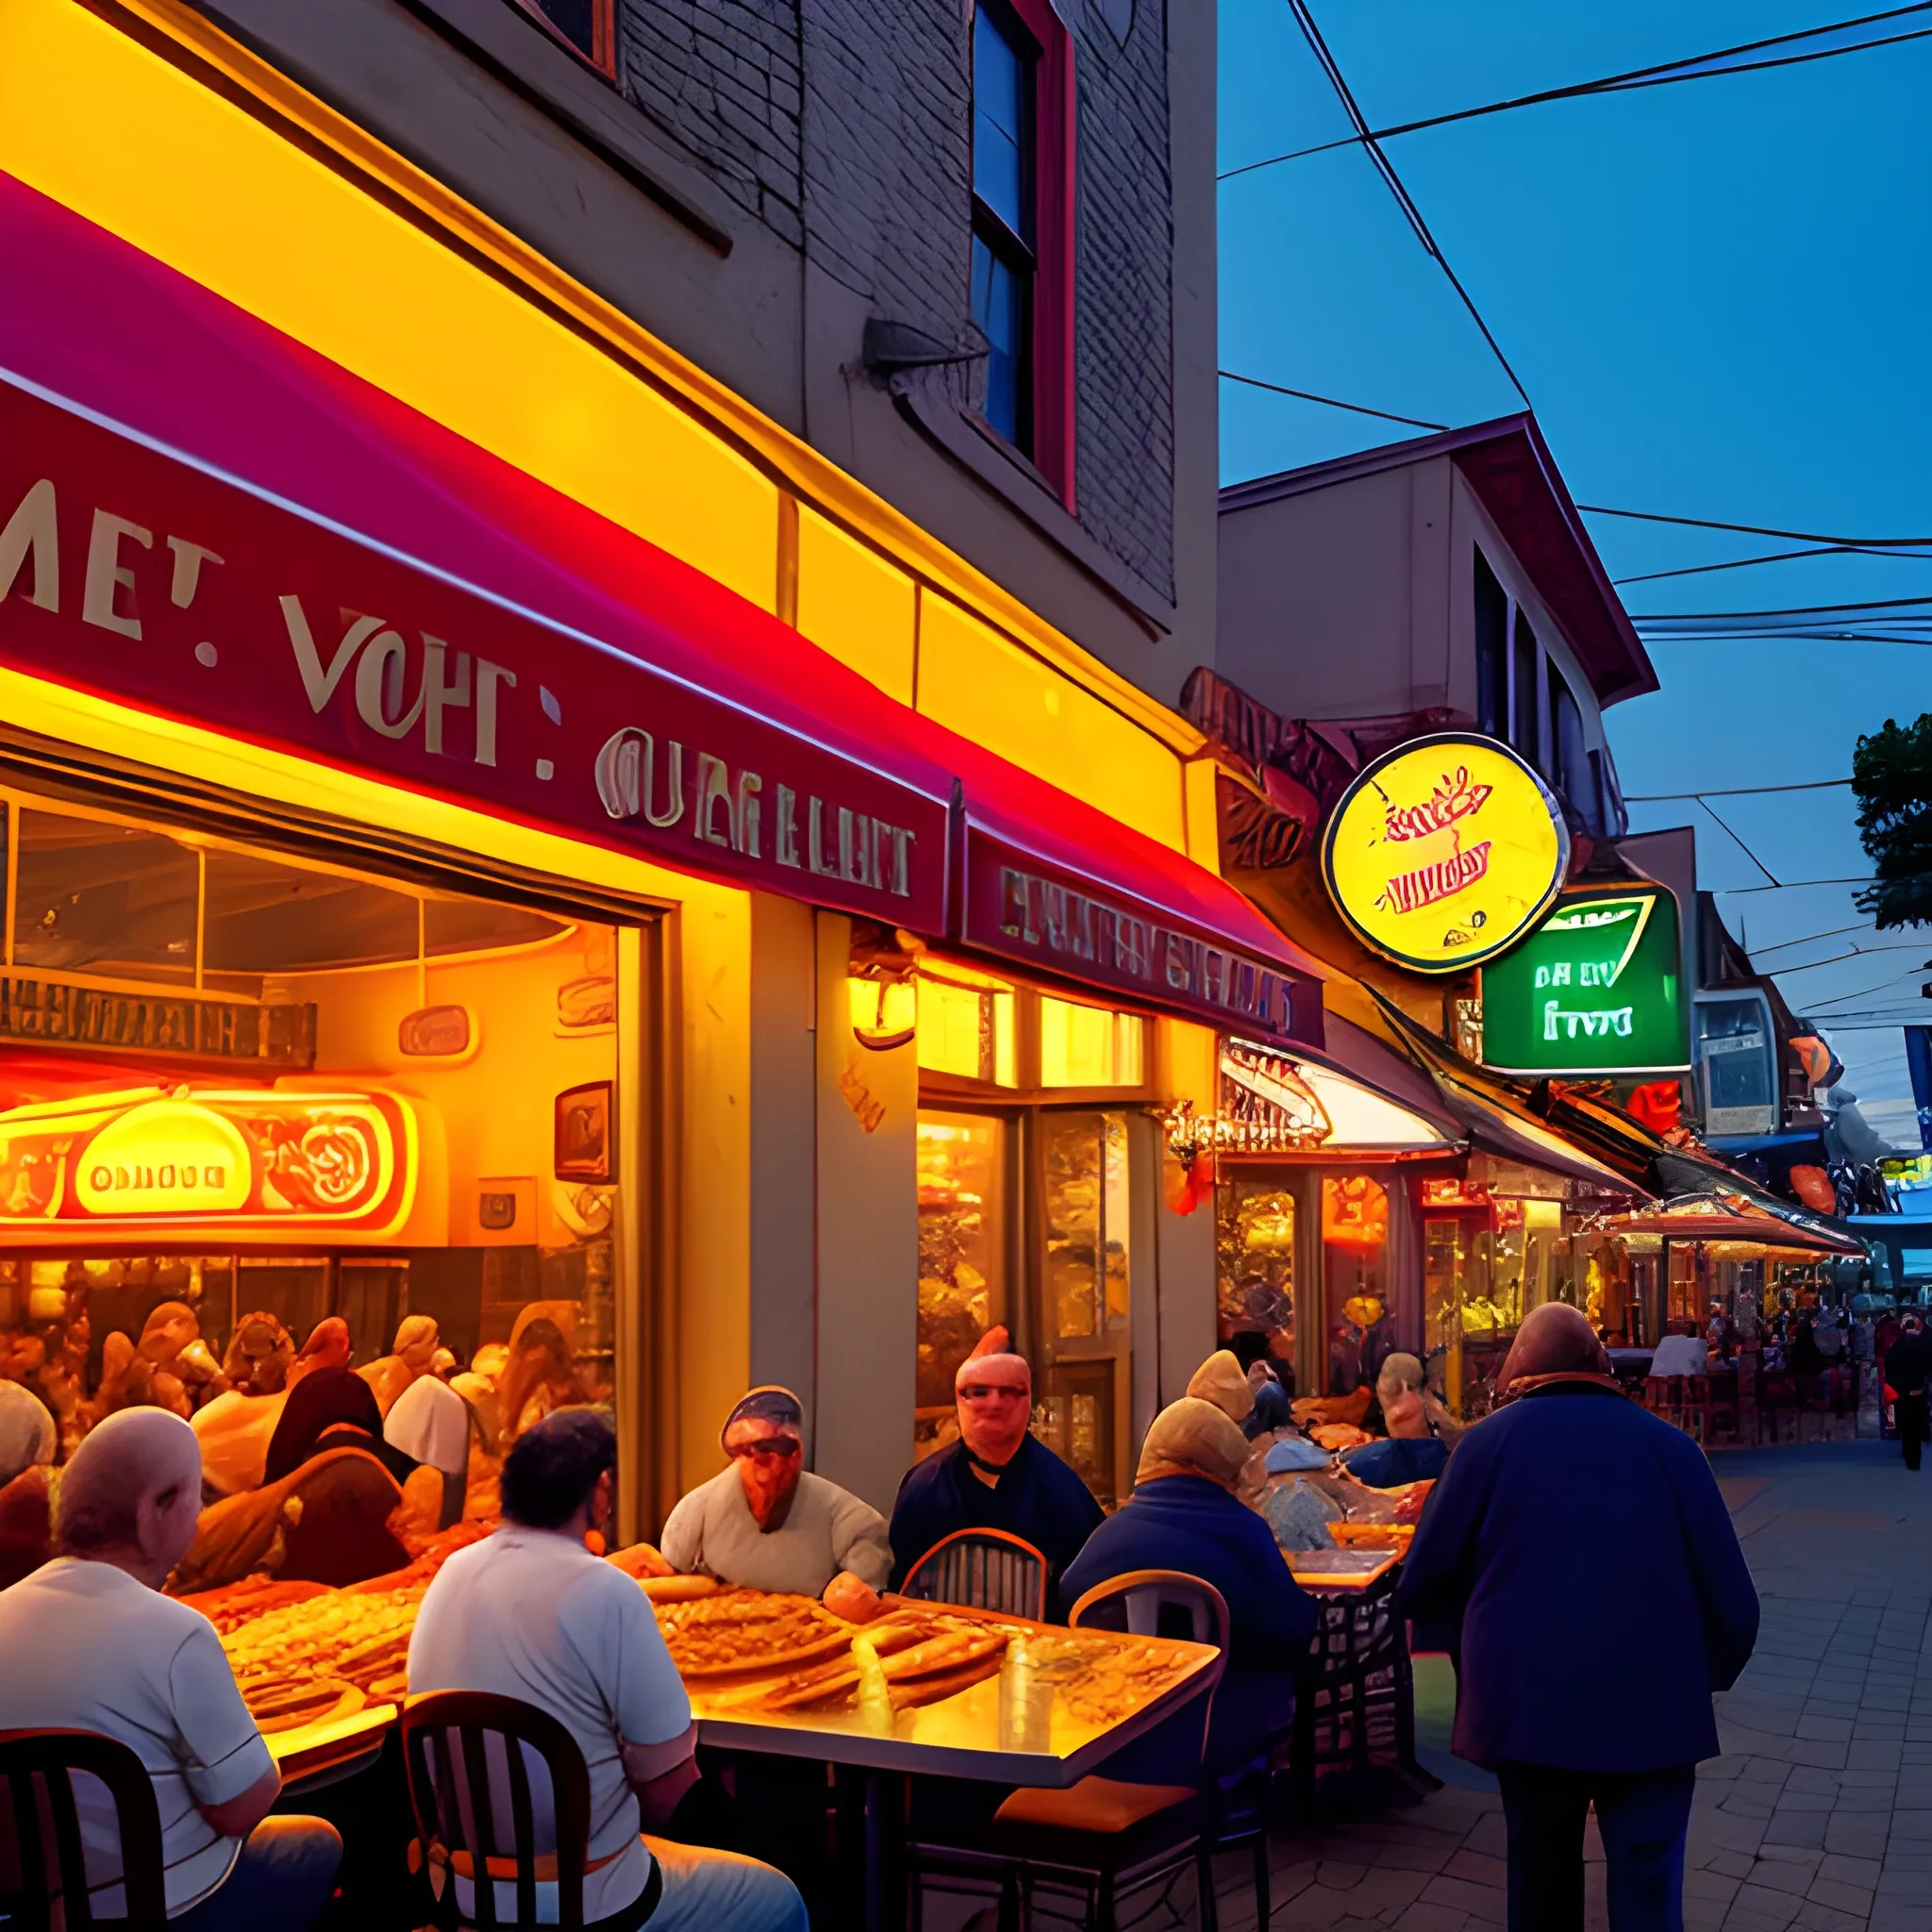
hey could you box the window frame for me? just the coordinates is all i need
[508,0,617,81]
[970,0,1076,507]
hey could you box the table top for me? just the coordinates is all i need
[268,1703,395,1790]
[1285,1548,1400,1592]
[691,1613,1219,1788]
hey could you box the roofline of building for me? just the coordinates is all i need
[1219,414,1660,708]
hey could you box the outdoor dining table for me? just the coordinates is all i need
[689,1607,1221,1932]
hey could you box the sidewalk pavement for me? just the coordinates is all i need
[1205,1439,1932,1932]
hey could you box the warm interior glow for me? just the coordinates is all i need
[1039,997,1144,1089]
[1295,1063,1447,1149]
[916,971,1017,1087]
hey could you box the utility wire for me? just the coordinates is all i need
[1695,795,1782,889]
[1220,5,1932,182]
[1613,545,1932,586]
[1632,594,1932,620]
[1717,876,1877,894]
[1624,778,1852,800]
[1749,921,1890,958]
[1217,370,1449,431]
[1584,506,1932,546]
[1282,0,1533,408]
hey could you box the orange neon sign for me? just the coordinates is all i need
[0,1086,418,1234]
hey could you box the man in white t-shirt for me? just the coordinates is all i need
[0,1407,341,1925]
[408,1407,806,1930]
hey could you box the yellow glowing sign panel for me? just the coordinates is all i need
[1320,735,1570,974]
[0,1086,417,1234]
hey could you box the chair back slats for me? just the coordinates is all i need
[400,1691,591,1932]
[1067,1570,1231,1778]
[0,1729,167,1928]
[901,1528,1048,1622]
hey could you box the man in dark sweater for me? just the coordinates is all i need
[888,1328,1102,1618]
[1397,1303,1758,1932]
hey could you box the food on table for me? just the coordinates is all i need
[176,1574,333,1635]
[221,1585,423,1719]
[1290,1388,1373,1429]
[641,1573,724,1605]
[1023,1631,1196,1727]
[340,1518,492,1595]
[822,1571,884,1624]
[652,1587,855,1676]
[716,1608,1011,1713]
[242,1677,368,1736]
[1327,1522,1415,1551]
[608,1541,675,1580]
[1308,1423,1372,1451]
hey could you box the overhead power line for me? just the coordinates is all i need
[1217,370,1449,431]
[1624,778,1852,800]
[1220,5,1932,183]
[1583,505,1932,546]
[1716,876,1877,894]
[1632,594,1932,620]
[1282,0,1533,408]
[1612,545,1932,586]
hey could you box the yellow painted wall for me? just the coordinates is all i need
[0,0,1208,859]
[919,596,1189,850]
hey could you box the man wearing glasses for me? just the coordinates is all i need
[660,1386,892,1614]
[888,1328,1104,1620]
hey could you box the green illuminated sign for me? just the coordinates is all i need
[1479,889,1688,1075]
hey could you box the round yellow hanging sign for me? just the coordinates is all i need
[1320,734,1571,975]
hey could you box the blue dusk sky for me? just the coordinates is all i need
[1217,0,1932,1141]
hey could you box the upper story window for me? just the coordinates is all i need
[510,0,616,76]
[970,0,1075,504]
[1473,545,1619,835]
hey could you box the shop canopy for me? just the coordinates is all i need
[0,172,1323,1048]
[1591,1210,1867,1258]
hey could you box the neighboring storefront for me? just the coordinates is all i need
[0,3,1324,1528]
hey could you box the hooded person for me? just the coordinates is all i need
[1341,1353,1456,1489]
[1395,1300,1758,1931]
[887,1327,1104,1619]
[359,1316,442,1418]
[193,1314,300,1499]
[0,1379,58,1590]
[285,1317,352,1392]
[384,1370,474,1528]
[1063,1374,1317,1776]
[263,1355,412,1487]
[658,1387,891,1614]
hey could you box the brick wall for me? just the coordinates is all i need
[615,0,1175,602]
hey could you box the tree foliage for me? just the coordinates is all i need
[1852,714,1932,928]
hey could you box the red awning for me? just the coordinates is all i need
[0,173,1321,1044]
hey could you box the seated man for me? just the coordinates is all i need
[0,1407,340,1927]
[1063,1391,1317,1776]
[888,1328,1103,1619]
[408,1408,806,1930]
[660,1387,891,1617]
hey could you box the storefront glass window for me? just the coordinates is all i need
[1322,1174,1390,1393]
[1036,1110,1131,1500]
[1423,1215,1467,1406]
[1217,1181,1296,1374]
[1523,1198,1564,1308]
[914,1110,1007,1460]
[0,786,625,1545]
[1668,1245,1700,1324]
[916,970,1017,1087]
[1039,999,1144,1089]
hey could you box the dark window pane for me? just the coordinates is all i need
[973,5,1029,240]
[524,0,596,58]
[1511,607,1541,771]
[13,811,198,983]
[1551,670,1593,829]
[973,232,1028,445]
[1474,548,1507,737]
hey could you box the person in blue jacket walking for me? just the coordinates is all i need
[1396,1302,1758,1932]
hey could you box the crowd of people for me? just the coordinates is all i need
[0,1297,1772,1932]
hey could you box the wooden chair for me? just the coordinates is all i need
[400,1690,597,1931]
[900,1528,1049,1624]
[908,1572,1229,1932]
[0,1727,167,1928]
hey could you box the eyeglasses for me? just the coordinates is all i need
[729,1434,802,1460]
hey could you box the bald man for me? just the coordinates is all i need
[887,1328,1103,1619]
[0,1409,341,1927]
